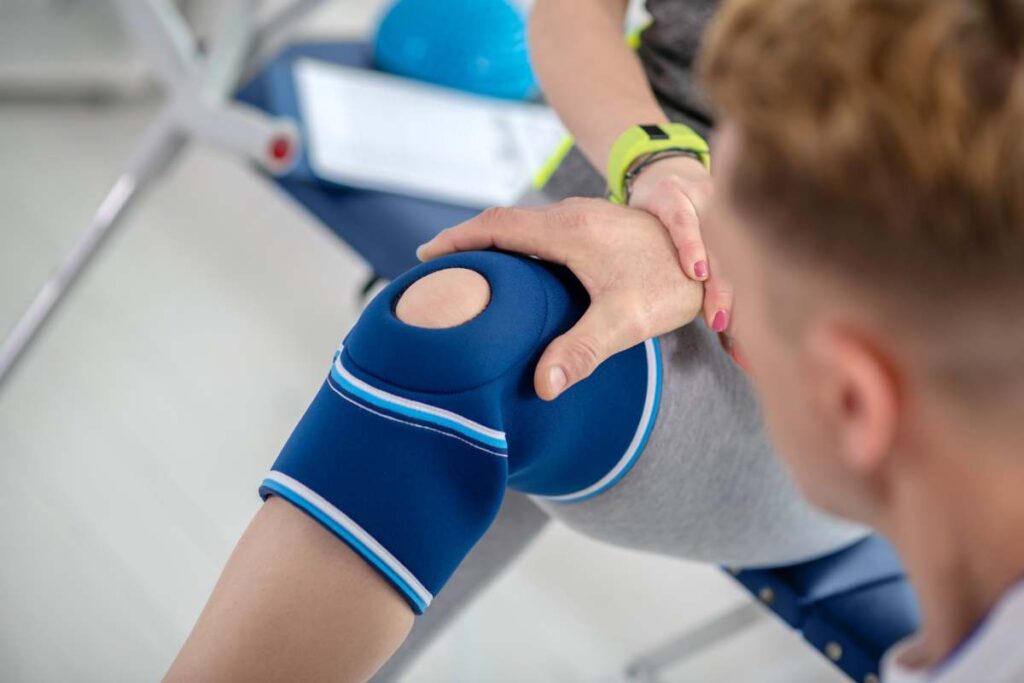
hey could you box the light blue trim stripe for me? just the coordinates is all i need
[330,358,508,451]
[325,379,508,457]
[544,337,664,503]
[261,475,431,614]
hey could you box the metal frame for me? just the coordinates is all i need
[0,0,325,389]
[622,602,769,682]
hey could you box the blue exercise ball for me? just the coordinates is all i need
[373,0,539,101]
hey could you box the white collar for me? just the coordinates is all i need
[882,579,1024,682]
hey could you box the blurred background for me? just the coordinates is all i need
[0,1,844,680]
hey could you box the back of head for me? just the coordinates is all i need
[700,0,1024,403]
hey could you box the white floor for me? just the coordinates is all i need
[0,4,846,682]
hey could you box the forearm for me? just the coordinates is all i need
[529,0,667,174]
[166,497,413,682]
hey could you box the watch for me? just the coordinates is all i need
[607,123,711,204]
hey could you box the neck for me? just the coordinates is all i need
[878,430,1024,668]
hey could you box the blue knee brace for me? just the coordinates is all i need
[260,251,661,613]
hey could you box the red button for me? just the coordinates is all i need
[269,136,291,162]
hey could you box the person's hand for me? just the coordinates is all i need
[628,155,733,333]
[416,199,704,400]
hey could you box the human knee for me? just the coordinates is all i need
[261,251,660,613]
[260,252,555,613]
[395,267,491,329]
[345,252,558,396]
[345,251,661,496]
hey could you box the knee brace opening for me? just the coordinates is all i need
[347,252,553,394]
[394,267,492,329]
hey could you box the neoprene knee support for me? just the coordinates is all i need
[260,251,661,612]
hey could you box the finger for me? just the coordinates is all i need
[533,300,641,401]
[647,190,708,281]
[416,205,571,264]
[704,271,734,333]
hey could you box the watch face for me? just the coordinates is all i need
[639,124,670,140]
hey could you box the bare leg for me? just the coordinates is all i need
[168,269,508,681]
[167,497,414,682]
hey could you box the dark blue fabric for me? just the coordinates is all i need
[264,379,507,605]
[346,251,556,395]
[343,251,652,494]
[263,251,655,611]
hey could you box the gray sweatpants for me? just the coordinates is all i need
[375,148,865,681]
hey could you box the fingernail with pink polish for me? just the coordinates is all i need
[693,260,708,280]
[712,310,730,332]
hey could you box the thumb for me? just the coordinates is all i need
[533,301,640,401]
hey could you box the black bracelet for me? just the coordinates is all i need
[621,148,705,204]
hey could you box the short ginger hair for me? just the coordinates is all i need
[700,0,1024,396]
[700,0,1024,306]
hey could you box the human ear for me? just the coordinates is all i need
[806,324,899,475]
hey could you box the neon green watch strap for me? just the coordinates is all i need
[606,123,711,204]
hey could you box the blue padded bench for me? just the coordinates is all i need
[734,536,920,681]
[239,40,922,681]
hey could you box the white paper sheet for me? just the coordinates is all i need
[293,58,568,208]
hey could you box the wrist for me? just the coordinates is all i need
[625,153,708,205]
[606,123,711,204]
